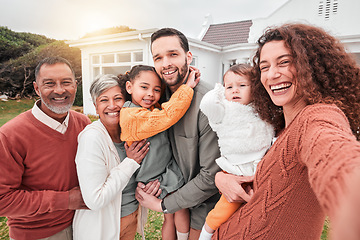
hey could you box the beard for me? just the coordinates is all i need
[40,92,75,115]
[161,58,189,87]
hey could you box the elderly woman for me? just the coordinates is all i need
[213,23,360,239]
[72,74,150,240]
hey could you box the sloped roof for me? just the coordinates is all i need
[201,20,252,47]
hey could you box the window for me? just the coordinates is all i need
[102,54,114,64]
[230,59,237,67]
[190,56,197,67]
[91,51,144,80]
[117,53,131,62]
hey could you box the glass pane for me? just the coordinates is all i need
[93,67,100,78]
[102,54,114,63]
[134,52,143,62]
[92,55,100,64]
[103,66,131,76]
[190,57,196,66]
[117,53,131,62]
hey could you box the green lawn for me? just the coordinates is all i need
[0,99,328,240]
[0,98,36,126]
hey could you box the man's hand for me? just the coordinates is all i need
[135,181,162,212]
[186,66,200,88]
[215,172,254,203]
[68,186,88,210]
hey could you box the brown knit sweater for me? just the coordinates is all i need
[213,104,360,239]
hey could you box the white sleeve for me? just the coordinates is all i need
[75,129,140,210]
[199,83,225,124]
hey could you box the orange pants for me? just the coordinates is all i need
[120,209,138,240]
[206,195,242,230]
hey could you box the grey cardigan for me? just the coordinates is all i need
[163,81,221,229]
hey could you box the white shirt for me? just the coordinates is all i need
[31,100,69,134]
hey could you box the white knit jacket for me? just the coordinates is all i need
[200,83,274,175]
[73,120,145,240]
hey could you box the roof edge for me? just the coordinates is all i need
[66,28,158,47]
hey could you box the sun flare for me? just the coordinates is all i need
[79,13,113,35]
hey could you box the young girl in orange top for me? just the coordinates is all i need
[119,65,199,240]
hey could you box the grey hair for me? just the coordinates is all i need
[90,74,120,104]
[35,56,75,80]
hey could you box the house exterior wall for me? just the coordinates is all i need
[249,0,360,42]
[80,39,151,115]
[221,43,258,75]
[190,47,222,87]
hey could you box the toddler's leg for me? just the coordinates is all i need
[174,208,190,240]
[199,195,242,240]
[199,222,214,240]
[162,213,176,240]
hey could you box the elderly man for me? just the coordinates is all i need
[0,56,91,240]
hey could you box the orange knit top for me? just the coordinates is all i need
[213,104,360,239]
[120,84,193,144]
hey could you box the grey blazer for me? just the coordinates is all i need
[163,81,221,229]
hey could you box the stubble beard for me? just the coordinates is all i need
[161,59,189,88]
[39,92,74,115]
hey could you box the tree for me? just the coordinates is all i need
[0,41,82,104]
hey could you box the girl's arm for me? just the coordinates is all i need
[120,71,198,142]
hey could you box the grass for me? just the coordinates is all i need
[0,217,8,240]
[135,210,164,239]
[0,98,36,126]
[0,99,329,240]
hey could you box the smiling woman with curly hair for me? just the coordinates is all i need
[252,23,360,137]
[213,23,360,240]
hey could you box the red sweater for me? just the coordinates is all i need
[0,110,90,240]
[213,104,360,239]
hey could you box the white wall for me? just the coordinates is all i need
[190,47,222,87]
[249,0,360,42]
[81,39,151,115]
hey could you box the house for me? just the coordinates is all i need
[68,0,360,115]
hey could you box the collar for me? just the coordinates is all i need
[31,100,70,134]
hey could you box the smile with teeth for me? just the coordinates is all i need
[163,70,176,75]
[106,112,119,117]
[270,83,292,93]
[143,99,154,105]
[52,97,67,101]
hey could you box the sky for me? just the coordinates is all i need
[0,0,289,40]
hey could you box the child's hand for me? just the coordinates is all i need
[186,66,200,89]
[124,139,150,164]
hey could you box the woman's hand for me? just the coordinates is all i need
[186,66,201,89]
[215,171,254,203]
[124,140,150,164]
[135,181,162,212]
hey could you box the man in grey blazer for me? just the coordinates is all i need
[135,28,221,240]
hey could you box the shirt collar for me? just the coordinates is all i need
[31,100,70,134]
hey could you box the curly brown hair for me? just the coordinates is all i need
[252,23,360,139]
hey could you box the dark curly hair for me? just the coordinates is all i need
[117,65,165,102]
[252,23,360,139]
